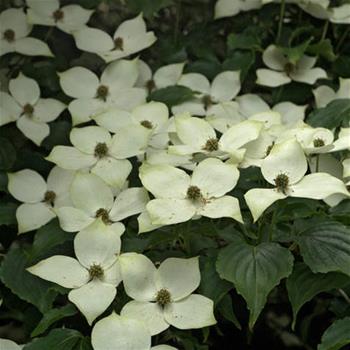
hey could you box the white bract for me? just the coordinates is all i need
[119,253,216,335]
[256,45,327,87]
[28,218,124,325]
[214,0,262,19]
[169,113,263,163]
[172,71,241,116]
[244,139,350,221]
[26,0,93,33]
[94,102,170,150]
[46,125,151,189]
[140,158,242,225]
[73,14,156,63]
[58,59,146,126]
[8,166,74,234]
[0,73,65,145]
[313,78,350,108]
[136,60,185,94]
[0,338,23,350]
[0,8,53,57]
[55,172,149,232]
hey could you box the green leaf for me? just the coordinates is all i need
[126,0,173,18]
[307,99,350,128]
[332,56,350,78]
[0,245,58,313]
[0,201,17,225]
[29,219,73,263]
[227,32,261,51]
[286,262,349,329]
[318,317,350,350]
[223,51,255,79]
[217,294,241,330]
[199,256,232,305]
[278,39,312,64]
[148,86,195,108]
[24,328,82,350]
[31,304,78,337]
[42,121,71,151]
[0,137,16,170]
[296,222,350,276]
[73,337,93,350]
[307,39,337,61]
[216,236,294,329]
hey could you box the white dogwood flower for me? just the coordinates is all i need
[244,139,350,221]
[0,8,53,57]
[73,14,156,63]
[56,172,149,232]
[8,166,74,234]
[140,158,242,225]
[169,113,263,163]
[58,59,146,125]
[0,73,65,145]
[313,78,350,108]
[94,101,170,150]
[120,253,216,335]
[47,125,151,189]
[172,71,241,116]
[330,4,350,24]
[26,0,93,33]
[136,60,185,94]
[28,218,123,325]
[256,45,327,87]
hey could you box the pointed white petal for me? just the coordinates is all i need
[261,139,307,185]
[47,166,75,197]
[73,27,114,53]
[0,92,21,125]
[272,102,306,126]
[157,257,200,301]
[56,206,94,232]
[164,294,216,329]
[119,253,158,302]
[199,196,243,222]
[59,67,98,98]
[214,0,241,18]
[58,5,93,33]
[312,85,335,108]
[140,163,190,199]
[8,169,46,203]
[68,280,116,325]
[27,255,88,288]
[74,218,121,269]
[244,188,286,222]
[33,98,65,123]
[16,116,49,146]
[132,102,169,132]
[172,100,206,116]
[71,173,114,216]
[15,37,53,57]
[137,211,163,233]
[17,202,56,234]
[68,98,103,125]
[121,301,169,336]
[290,68,327,85]
[256,69,291,87]
[9,73,40,106]
[146,198,196,225]
[191,158,239,197]
[177,73,210,95]
[154,62,185,88]
[91,312,151,350]
[236,94,270,118]
[262,45,287,70]
[211,71,241,101]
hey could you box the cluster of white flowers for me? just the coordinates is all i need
[1,0,350,348]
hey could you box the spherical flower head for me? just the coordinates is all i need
[202,94,213,109]
[313,138,325,147]
[53,9,64,22]
[187,185,203,201]
[95,208,112,224]
[23,103,34,117]
[114,37,124,50]
[146,79,156,93]
[89,264,104,280]
[156,288,171,307]
[44,190,56,206]
[96,85,109,101]
[202,138,219,152]
[3,29,15,42]
[274,173,289,194]
[94,142,109,158]
[140,120,153,129]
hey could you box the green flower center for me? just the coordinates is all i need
[3,29,15,42]
[44,190,56,206]
[146,79,156,93]
[114,37,124,50]
[140,120,153,129]
[88,264,104,280]
[94,142,108,158]
[96,85,109,101]
[187,185,202,201]
[23,103,34,117]
[284,62,295,75]
[202,138,219,152]
[313,138,325,147]
[53,9,64,22]
[95,208,112,224]
[202,95,213,109]
[274,173,289,194]
[156,288,171,306]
